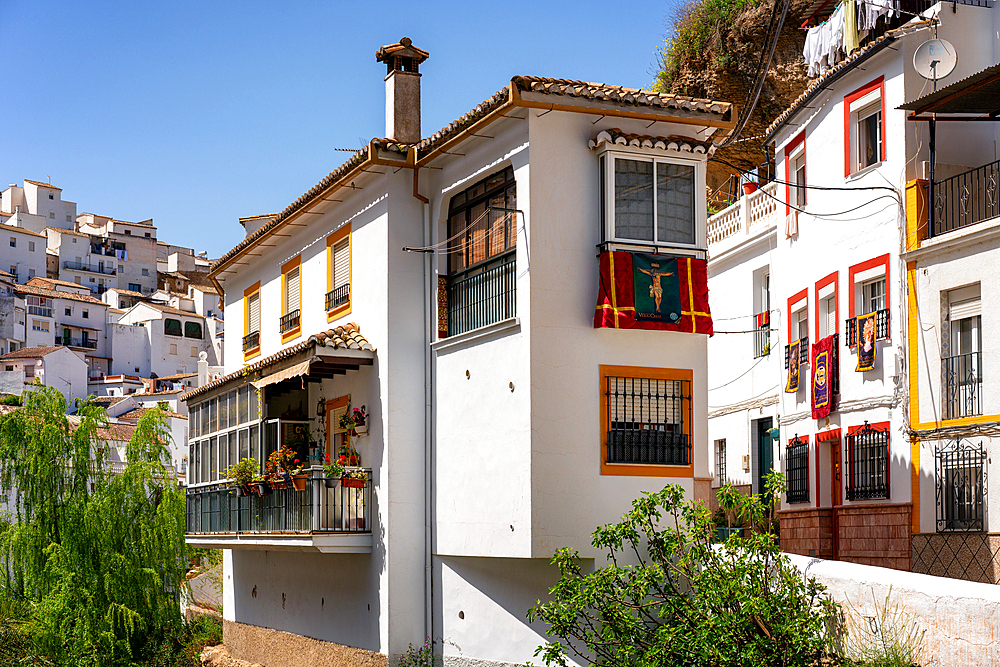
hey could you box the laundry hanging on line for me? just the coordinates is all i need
[802,0,898,77]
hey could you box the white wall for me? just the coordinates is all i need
[0,225,48,283]
[107,323,152,376]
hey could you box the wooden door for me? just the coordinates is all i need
[830,440,841,559]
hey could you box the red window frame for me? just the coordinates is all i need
[814,271,839,339]
[847,254,890,319]
[843,76,886,177]
[787,287,809,342]
[783,130,806,214]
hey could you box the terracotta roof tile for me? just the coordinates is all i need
[24,180,61,190]
[588,129,716,155]
[14,283,105,305]
[1,224,47,239]
[136,302,204,318]
[90,395,130,408]
[28,276,92,291]
[117,407,153,421]
[46,227,88,237]
[0,346,62,360]
[182,323,374,401]
[154,371,197,381]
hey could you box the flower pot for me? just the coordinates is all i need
[236,484,252,497]
[292,474,308,491]
[268,479,288,490]
[251,482,271,497]
[742,182,759,196]
[353,423,368,435]
[342,478,365,489]
[324,476,340,489]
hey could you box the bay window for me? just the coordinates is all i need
[601,153,698,247]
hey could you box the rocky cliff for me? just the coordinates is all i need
[656,0,814,198]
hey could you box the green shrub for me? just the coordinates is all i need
[0,395,20,407]
[529,472,838,667]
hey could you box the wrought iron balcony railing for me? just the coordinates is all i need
[326,283,350,311]
[944,351,982,420]
[185,471,372,536]
[784,336,809,369]
[242,331,259,352]
[928,158,1000,238]
[446,250,515,337]
[845,308,890,348]
[56,336,97,349]
[279,309,300,333]
[753,311,771,358]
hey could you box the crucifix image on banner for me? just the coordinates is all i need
[632,253,682,323]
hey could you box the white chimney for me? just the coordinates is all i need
[375,37,429,144]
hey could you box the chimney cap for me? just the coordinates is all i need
[375,37,429,64]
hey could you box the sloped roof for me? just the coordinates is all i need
[210,76,734,277]
[14,283,105,305]
[28,276,91,291]
[588,128,716,155]
[90,395,131,409]
[899,61,1000,115]
[24,180,61,190]
[137,302,205,318]
[182,323,374,401]
[1,224,47,239]
[0,346,62,360]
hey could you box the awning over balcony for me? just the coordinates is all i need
[900,61,1000,120]
[181,323,375,403]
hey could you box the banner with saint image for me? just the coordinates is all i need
[856,312,877,372]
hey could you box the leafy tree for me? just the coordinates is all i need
[0,386,188,666]
[528,473,837,667]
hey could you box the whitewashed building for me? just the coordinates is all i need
[0,224,47,283]
[118,301,218,377]
[0,180,77,233]
[182,39,733,666]
[0,345,88,404]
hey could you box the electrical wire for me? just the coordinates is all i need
[708,355,769,391]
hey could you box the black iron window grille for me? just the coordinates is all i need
[242,331,259,352]
[279,310,300,333]
[783,336,809,369]
[786,435,810,503]
[753,313,771,358]
[716,438,727,485]
[326,283,350,311]
[935,438,986,533]
[447,251,516,336]
[944,351,982,420]
[605,375,691,465]
[845,422,890,500]
[845,308,891,347]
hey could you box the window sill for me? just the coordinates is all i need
[846,161,884,181]
[600,461,694,478]
[432,317,520,354]
[244,347,261,361]
[327,304,351,322]
[281,327,301,343]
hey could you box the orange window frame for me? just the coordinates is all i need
[326,224,351,321]
[281,255,301,343]
[814,271,839,340]
[784,130,806,215]
[243,280,261,360]
[325,395,350,462]
[599,365,694,478]
[847,253,890,320]
[843,76,886,177]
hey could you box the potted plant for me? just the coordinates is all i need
[341,467,368,489]
[223,457,258,496]
[250,474,271,496]
[323,456,346,488]
[265,445,309,491]
[351,405,368,434]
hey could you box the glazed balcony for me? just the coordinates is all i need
[185,469,373,553]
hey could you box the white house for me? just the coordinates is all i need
[118,301,218,377]
[183,38,733,667]
[0,224,48,283]
[25,277,110,378]
[77,213,158,295]
[45,226,118,294]
[0,271,27,354]
[0,180,77,233]
[0,345,89,405]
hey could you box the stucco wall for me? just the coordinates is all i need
[787,552,1000,667]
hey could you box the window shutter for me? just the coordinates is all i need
[286,267,300,313]
[248,292,260,333]
[333,238,349,288]
[950,298,981,321]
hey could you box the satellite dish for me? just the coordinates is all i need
[913,39,957,80]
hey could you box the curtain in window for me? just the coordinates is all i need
[164,318,182,336]
[656,163,695,245]
[184,321,203,339]
[614,159,654,241]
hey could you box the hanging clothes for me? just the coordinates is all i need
[803,24,824,77]
[844,0,860,54]
[859,0,897,31]
[828,4,845,64]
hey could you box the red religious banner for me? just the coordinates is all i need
[594,251,714,335]
[811,334,838,419]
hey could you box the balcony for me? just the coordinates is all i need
[279,309,300,333]
[784,336,810,369]
[845,309,890,347]
[446,249,515,337]
[928,159,1000,238]
[242,331,259,352]
[753,311,771,358]
[63,260,116,275]
[185,470,373,552]
[326,283,350,311]
[56,336,98,350]
[706,183,779,256]
[27,305,52,317]
[944,352,982,420]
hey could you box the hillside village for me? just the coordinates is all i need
[4,1,1000,666]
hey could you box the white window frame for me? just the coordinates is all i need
[850,90,883,174]
[599,148,705,250]
[789,146,806,208]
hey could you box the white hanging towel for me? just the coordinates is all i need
[803,25,824,77]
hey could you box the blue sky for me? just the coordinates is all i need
[2,1,680,258]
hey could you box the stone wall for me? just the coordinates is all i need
[837,503,911,571]
[778,507,834,558]
[912,532,1000,584]
[223,619,387,667]
[787,553,1000,667]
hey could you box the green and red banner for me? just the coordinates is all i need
[594,251,713,335]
